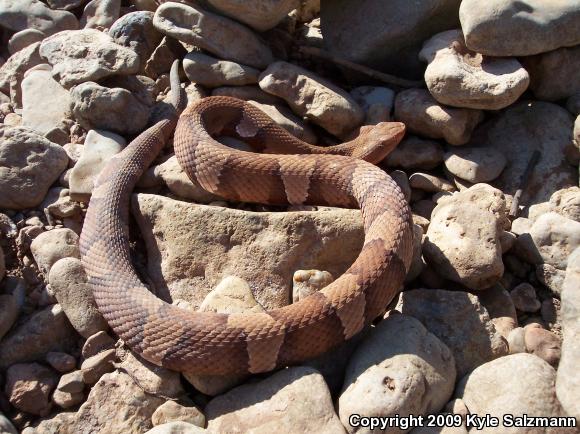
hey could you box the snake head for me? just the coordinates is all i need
[351,122,406,164]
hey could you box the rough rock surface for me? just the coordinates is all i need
[0,0,78,36]
[382,136,444,170]
[5,362,58,416]
[183,52,260,88]
[0,42,43,105]
[205,0,298,31]
[151,401,205,428]
[30,228,80,275]
[444,146,506,183]
[80,0,121,30]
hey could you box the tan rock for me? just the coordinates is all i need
[199,276,264,314]
[292,269,333,302]
[205,0,298,31]
[151,401,205,428]
[30,228,80,275]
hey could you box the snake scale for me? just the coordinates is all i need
[80,61,414,375]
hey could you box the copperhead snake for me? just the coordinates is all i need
[80,61,413,375]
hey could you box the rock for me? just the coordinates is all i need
[320,0,462,79]
[456,353,565,433]
[350,86,395,125]
[80,0,121,30]
[259,61,364,137]
[477,283,518,338]
[0,304,77,368]
[459,0,580,56]
[205,0,298,32]
[133,194,364,309]
[248,100,317,144]
[109,11,162,72]
[0,0,78,36]
[80,348,116,384]
[549,187,580,222]
[151,401,205,428]
[206,367,344,433]
[183,51,259,88]
[21,66,72,145]
[524,326,561,367]
[70,82,150,134]
[390,170,411,203]
[339,314,455,433]
[420,30,529,110]
[522,45,580,102]
[409,173,456,193]
[82,331,115,358]
[0,279,25,341]
[153,2,273,69]
[0,247,4,282]
[52,388,84,409]
[394,89,483,145]
[399,289,508,377]
[8,29,45,55]
[444,146,506,183]
[0,412,17,434]
[212,85,282,105]
[57,370,84,394]
[0,127,68,210]
[0,43,43,106]
[48,257,107,338]
[45,352,76,373]
[199,276,264,314]
[68,129,126,201]
[5,362,58,416]
[47,0,87,10]
[42,187,82,221]
[145,422,206,434]
[382,136,444,170]
[510,282,540,313]
[292,269,333,302]
[39,29,140,88]
[30,228,80,275]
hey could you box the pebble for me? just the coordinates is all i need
[444,146,506,183]
[0,0,78,36]
[394,89,484,145]
[339,314,455,433]
[259,61,364,138]
[510,282,540,313]
[151,401,205,428]
[382,136,444,170]
[523,326,561,367]
[57,370,84,395]
[206,367,344,433]
[48,257,107,338]
[69,129,126,201]
[8,29,45,55]
[205,0,298,32]
[42,188,82,221]
[80,348,116,385]
[5,362,58,416]
[39,29,140,87]
[399,289,508,377]
[409,173,455,193]
[80,0,121,30]
[153,2,273,69]
[52,388,84,409]
[30,228,80,275]
[212,85,282,105]
[45,352,76,373]
[70,82,151,135]
[507,327,526,354]
[199,276,264,314]
[292,269,333,302]
[145,422,206,434]
[0,127,68,210]
[82,331,116,359]
[459,0,580,56]
[183,51,260,88]
[0,42,43,105]
[420,30,529,110]
[248,100,318,144]
[350,86,395,125]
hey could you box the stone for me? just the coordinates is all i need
[292,269,333,302]
[339,314,455,433]
[212,85,282,105]
[39,29,140,88]
[0,413,17,434]
[132,194,364,309]
[320,0,462,79]
[71,82,150,134]
[0,0,78,36]
[350,86,395,125]
[459,0,580,57]
[82,331,115,358]
[199,276,264,314]
[57,370,84,394]
[0,288,22,342]
[153,2,273,69]
[507,327,526,354]
[205,0,298,32]
[30,228,80,275]
[259,61,364,137]
[456,354,565,433]
[52,388,84,408]
[42,187,82,221]
[0,43,43,106]
[382,136,443,170]
[0,127,68,210]
[399,289,508,377]
[21,66,72,145]
[206,367,344,433]
[45,352,76,373]
[395,89,483,145]
[5,362,58,416]
[80,0,121,30]
[390,170,411,203]
[0,247,4,282]
[420,30,529,110]
[68,129,126,201]
[48,257,107,338]
[151,401,205,428]
[248,100,317,144]
[8,29,45,55]
[444,146,506,183]
[510,282,540,313]
[524,326,561,367]
[183,51,260,88]
[47,0,87,10]
[80,348,116,384]
[477,284,518,338]
[522,45,580,102]
[145,422,206,434]
[409,173,456,193]
[549,187,580,222]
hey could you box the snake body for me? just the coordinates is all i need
[80,62,413,375]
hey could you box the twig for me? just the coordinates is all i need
[509,150,541,218]
[298,46,424,88]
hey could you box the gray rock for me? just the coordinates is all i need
[80,348,116,384]
[52,388,84,409]
[80,0,121,30]
[0,42,43,106]
[30,228,80,275]
[394,89,484,145]
[57,370,84,394]
[320,0,462,79]
[5,362,58,416]
[259,61,364,137]
[0,412,17,434]
[0,0,78,36]
[0,127,68,210]
[81,331,115,358]
[153,2,273,69]
[350,85,395,125]
[8,28,45,55]
[399,289,508,377]
[339,314,456,434]
[459,0,580,56]
[382,136,444,170]
[444,146,506,183]
[421,29,529,110]
[212,85,282,105]
[45,351,76,373]
[205,0,298,32]
[409,173,456,193]
[0,278,25,341]
[47,0,87,10]
[183,51,260,88]
[39,29,140,88]
[510,282,541,313]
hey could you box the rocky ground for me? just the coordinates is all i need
[0,0,579,433]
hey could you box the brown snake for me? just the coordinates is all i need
[80,61,413,375]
